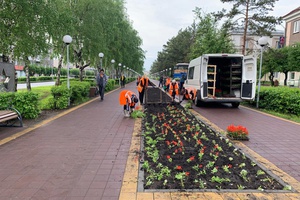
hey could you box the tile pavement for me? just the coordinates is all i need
[1,80,300,200]
[0,83,137,200]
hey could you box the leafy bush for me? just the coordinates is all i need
[69,81,90,104]
[13,92,41,119]
[0,92,40,119]
[49,85,70,109]
[251,87,300,116]
[105,79,115,91]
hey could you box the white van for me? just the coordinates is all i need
[184,54,257,108]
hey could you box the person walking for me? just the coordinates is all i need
[119,90,139,117]
[169,79,179,101]
[158,75,163,87]
[137,74,149,104]
[96,69,108,101]
[120,74,126,88]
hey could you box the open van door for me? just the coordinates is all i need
[241,55,257,100]
[200,55,209,99]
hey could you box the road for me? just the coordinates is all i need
[17,81,55,89]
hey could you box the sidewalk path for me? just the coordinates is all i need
[0,82,137,200]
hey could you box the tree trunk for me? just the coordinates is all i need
[268,72,274,86]
[25,59,31,91]
[242,0,250,55]
[284,71,288,86]
[55,45,66,86]
[55,56,63,86]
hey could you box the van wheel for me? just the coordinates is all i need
[232,102,240,108]
[194,92,201,107]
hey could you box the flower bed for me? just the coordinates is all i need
[226,124,249,140]
[141,103,291,191]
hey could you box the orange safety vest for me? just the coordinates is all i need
[119,90,137,106]
[169,82,179,96]
[137,77,149,93]
[165,78,171,86]
[185,87,197,100]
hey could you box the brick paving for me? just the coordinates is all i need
[192,104,300,182]
[1,80,300,200]
[0,83,137,200]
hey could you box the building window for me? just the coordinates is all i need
[290,72,295,80]
[274,72,279,78]
[293,20,300,33]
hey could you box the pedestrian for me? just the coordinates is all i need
[137,74,149,104]
[96,69,108,101]
[136,76,141,86]
[169,79,179,101]
[159,75,163,87]
[179,74,185,91]
[120,74,126,88]
[119,90,139,117]
[165,76,171,92]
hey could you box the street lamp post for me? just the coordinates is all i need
[111,59,115,78]
[118,63,122,85]
[98,52,104,71]
[256,36,268,108]
[63,35,72,106]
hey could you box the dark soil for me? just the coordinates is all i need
[141,103,289,191]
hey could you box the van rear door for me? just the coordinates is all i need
[241,55,257,100]
[201,55,209,98]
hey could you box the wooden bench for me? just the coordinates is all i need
[0,108,23,127]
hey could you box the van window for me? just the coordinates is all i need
[188,67,194,79]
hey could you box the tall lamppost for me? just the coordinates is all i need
[169,68,172,77]
[118,63,122,85]
[98,52,104,71]
[256,36,268,108]
[63,35,72,106]
[111,59,115,78]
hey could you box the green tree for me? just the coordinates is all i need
[261,48,283,86]
[213,0,281,55]
[150,27,194,75]
[189,8,235,59]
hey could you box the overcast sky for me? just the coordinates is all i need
[125,0,297,71]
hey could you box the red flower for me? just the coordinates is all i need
[228,164,233,168]
[166,155,171,160]
[199,164,203,168]
[166,141,170,146]
[176,165,182,170]
[185,172,190,176]
[227,124,249,138]
[197,139,202,145]
[189,156,195,161]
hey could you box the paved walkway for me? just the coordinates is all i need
[192,104,300,183]
[0,83,137,200]
[1,80,300,200]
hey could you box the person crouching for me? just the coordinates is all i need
[119,90,139,117]
[182,87,197,101]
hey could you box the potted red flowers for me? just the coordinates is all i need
[226,124,249,140]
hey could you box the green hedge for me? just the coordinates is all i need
[250,87,300,116]
[0,92,40,119]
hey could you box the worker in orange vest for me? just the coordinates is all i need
[137,75,149,104]
[169,79,179,101]
[119,90,139,117]
[164,76,171,92]
[182,87,197,101]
